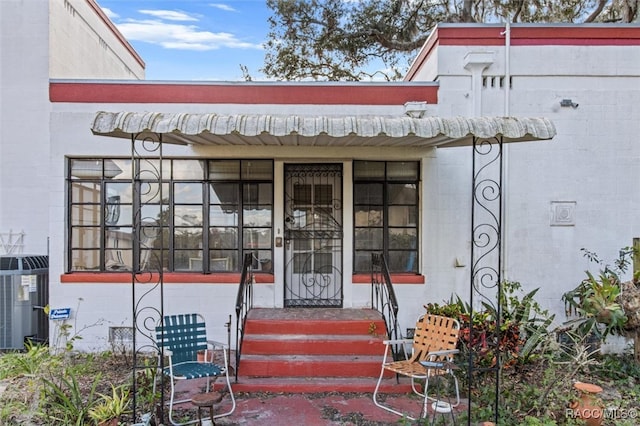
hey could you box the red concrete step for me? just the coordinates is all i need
[236,308,401,392]
[229,376,414,394]
[244,308,388,336]
[241,333,385,356]
[239,354,390,378]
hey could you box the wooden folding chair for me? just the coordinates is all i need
[373,314,460,420]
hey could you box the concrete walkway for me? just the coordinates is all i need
[166,388,466,425]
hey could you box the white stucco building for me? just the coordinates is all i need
[1,1,639,352]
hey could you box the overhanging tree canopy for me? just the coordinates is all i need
[263,0,639,81]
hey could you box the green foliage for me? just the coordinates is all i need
[425,281,554,368]
[264,0,639,81]
[40,373,101,425]
[562,247,636,340]
[135,357,161,415]
[88,384,132,425]
[0,342,55,378]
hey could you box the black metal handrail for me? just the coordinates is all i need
[371,253,401,359]
[234,252,254,381]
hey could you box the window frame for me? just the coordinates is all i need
[352,160,420,274]
[66,157,273,273]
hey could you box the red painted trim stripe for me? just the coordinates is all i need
[85,0,145,69]
[406,25,640,81]
[49,82,439,104]
[61,272,274,284]
[352,273,425,284]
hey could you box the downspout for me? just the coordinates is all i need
[501,23,511,279]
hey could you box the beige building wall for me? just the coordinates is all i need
[49,0,144,79]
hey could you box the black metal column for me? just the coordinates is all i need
[468,136,503,424]
[130,134,165,423]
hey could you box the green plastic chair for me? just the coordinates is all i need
[155,313,235,425]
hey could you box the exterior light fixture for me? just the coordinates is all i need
[560,99,579,108]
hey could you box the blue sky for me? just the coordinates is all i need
[98,1,272,81]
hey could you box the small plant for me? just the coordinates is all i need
[88,384,132,425]
[425,281,554,368]
[562,247,635,341]
[40,372,101,425]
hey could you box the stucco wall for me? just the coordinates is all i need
[416,29,640,347]
[0,0,51,256]
[49,0,144,79]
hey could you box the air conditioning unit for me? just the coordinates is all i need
[0,255,48,349]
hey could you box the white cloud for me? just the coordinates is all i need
[116,19,262,51]
[209,3,237,12]
[101,7,118,19]
[139,9,199,22]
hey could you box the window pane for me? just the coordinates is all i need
[105,249,132,270]
[354,206,382,226]
[293,184,312,204]
[209,160,240,180]
[243,228,271,249]
[354,228,383,250]
[140,226,163,248]
[354,161,385,180]
[104,204,131,227]
[209,228,238,249]
[138,159,171,180]
[141,205,169,226]
[174,183,202,204]
[175,206,203,226]
[315,252,333,270]
[173,160,205,179]
[389,250,418,273]
[354,251,374,272]
[140,182,169,204]
[254,250,272,272]
[174,228,202,249]
[210,205,238,226]
[388,183,417,204]
[140,248,168,271]
[71,205,101,226]
[389,228,417,249]
[210,182,238,204]
[315,184,332,205]
[387,161,419,180]
[174,250,203,271]
[71,182,101,203]
[209,250,237,271]
[244,206,272,226]
[70,159,103,179]
[71,227,100,249]
[105,182,132,203]
[71,249,100,270]
[107,159,131,180]
[242,160,272,180]
[354,183,383,205]
[243,183,272,205]
[389,206,417,227]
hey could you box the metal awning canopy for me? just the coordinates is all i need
[91,111,555,147]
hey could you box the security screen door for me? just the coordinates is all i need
[284,164,343,307]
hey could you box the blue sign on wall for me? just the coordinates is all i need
[50,308,71,320]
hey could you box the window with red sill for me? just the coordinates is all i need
[67,158,273,273]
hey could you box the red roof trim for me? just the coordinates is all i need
[49,82,439,104]
[406,25,640,81]
[85,0,145,69]
[61,272,274,284]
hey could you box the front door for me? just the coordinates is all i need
[284,164,343,307]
